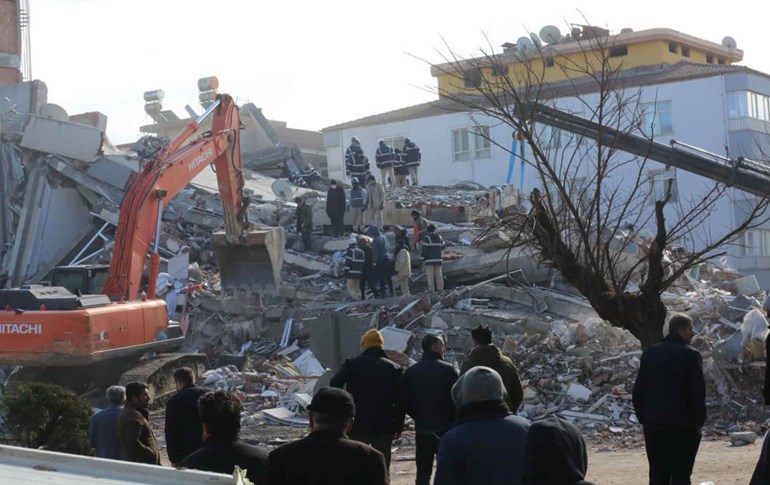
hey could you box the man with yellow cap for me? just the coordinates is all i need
[330,329,404,468]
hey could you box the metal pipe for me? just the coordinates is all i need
[153,196,164,253]
[70,222,111,265]
[196,98,221,125]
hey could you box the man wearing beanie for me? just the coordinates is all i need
[522,417,596,485]
[268,387,388,484]
[331,329,404,467]
[434,366,530,485]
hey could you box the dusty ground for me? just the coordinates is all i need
[388,439,760,484]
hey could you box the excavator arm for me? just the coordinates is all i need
[102,94,254,301]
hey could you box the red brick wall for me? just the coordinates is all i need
[0,0,18,54]
[0,67,20,84]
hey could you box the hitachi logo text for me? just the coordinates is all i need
[188,148,214,172]
[0,323,42,335]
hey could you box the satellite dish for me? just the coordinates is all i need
[39,103,69,122]
[539,25,562,45]
[271,179,295,202]
[722,36,737,49]
[530,32,543,48]
[516,36,534,51]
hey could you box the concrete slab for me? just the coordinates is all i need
[21,114,104,161]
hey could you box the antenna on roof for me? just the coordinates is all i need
[539,25,562,45]
[516,36,534,51]
[722,36,737,49]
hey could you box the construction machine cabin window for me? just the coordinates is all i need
[463,69,482,89]
[452,128,471,161]
[641,100,672,136]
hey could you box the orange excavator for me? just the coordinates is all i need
[0,94,284,398]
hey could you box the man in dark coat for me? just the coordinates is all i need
[400,335,458,485]
[295,197,313,252]
[375,139,396,187]
[89,385,125,460]
[268,387,388,485]
[461,324,524,412]
[165,367,206,465]
[434,366,529,485]
[179,390,269,484]
[751,331,770,484]
[117,382,160,465]
[402,137,421,186]
[633,313,706,485]
[326,180,347,237]
[330,329,404,467]
[522,417,596,485]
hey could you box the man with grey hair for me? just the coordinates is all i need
[633,313,706,485]
[434,366,529,485]
[89,385,125,459]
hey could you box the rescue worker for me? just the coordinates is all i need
[375,139,395,187]
[348,178,367,234]
[295,197,313,252]
[330,329,404,468]
[421,224,445,292]
[326,179,347,237]
[343,234,365,300]
[366,175,385,228]
[411,210,429,250]
[358,234,376,299]
[344,136,362,174]
[346,146,371,184]
[367,225,393,298]
[393,149,409,188]
[392,226,411,296]
[403,137,422,186]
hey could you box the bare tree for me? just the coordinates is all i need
[429,25,770,349]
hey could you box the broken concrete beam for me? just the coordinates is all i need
[442,247,551,285]
[393,296,432,327]
[284,250,330,276]
[322,237,351,254]
[86,155,140,191]
[69,111,108,132]
[21,114,104,161]
[182,208,222,229]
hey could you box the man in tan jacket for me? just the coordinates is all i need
[366,175,386,228]
[392,227,411,296]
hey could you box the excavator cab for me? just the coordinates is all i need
[213,227,285,295]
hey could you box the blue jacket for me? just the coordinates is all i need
[421,232,445,265]
[403,142,421,167]
[375,143,396,168]
[435,411,530,485]
[346,153,370,179]
[349,186,367,209]
[367,226,389,262]
[89,404,123,459]
[344,245,365,278]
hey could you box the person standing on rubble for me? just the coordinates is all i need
[367,225,394,298]
[330,329,404,468]
[117,382,160,465]
[89,385,125,460]
[632,313,706,485]
[358,234,377,299]
[400,335,458,485]
[434,366,529,485]
[393,149,409,188]
[267,387,389,485]
[344,234,365,301]
[165,367,206,466]
[403,137,422,186]
[461,324,524,412]
[348,177,367,234]
[326,179,347,237]
[344,136,362,176]
[295,197,314,252]
[347,147,371,184]
[375,139,396,187]
[366,175,386,228]
[411,210,429,250]
[421,224,445,292]
[392,226,411,296]
[179,390,268,483]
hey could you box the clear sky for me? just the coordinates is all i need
[29,0,769,144]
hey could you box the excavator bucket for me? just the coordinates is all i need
[213,227,285,295]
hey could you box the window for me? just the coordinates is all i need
[641,100,673,136]
[463,69,481,89]
[381,136,405,153]
[739,230,770,256]
[491,65,508,77]
[706,54,714,64]
[472,125,492,158]
[609,46,628,58]
[728,91,749,118]
[649,169,679,203]
[728,91,770,121]
[681,46,690,57]
[452,128,470,161]
[668,42,678,54]
[545,57,555,68]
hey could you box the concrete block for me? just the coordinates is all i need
[284,250,329,275]
[381,327,414,353]
[566,383,592,402]
[734,275,761,295]
[86,155,140,190]
[21,114,104,161]
[0,80,47,135]
[69,111,108,132]
[730,431,758,446]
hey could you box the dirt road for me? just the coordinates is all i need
[389,439,761,484]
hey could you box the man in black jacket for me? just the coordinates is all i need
[633,313,706,485]
[165,367,206,465]
[401,335,458,485]
[326,180,347,237]
[268,387,388,485]
[179,391,269,484]
[330,329,404,467]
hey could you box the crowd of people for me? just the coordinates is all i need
[346,136,422,189]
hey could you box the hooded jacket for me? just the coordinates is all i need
[522,417,595,485]
[403,141,421,167]
[460,344,524,412]
[434,367,530,485]
[366,226,390,263]
[375,142,396,168]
